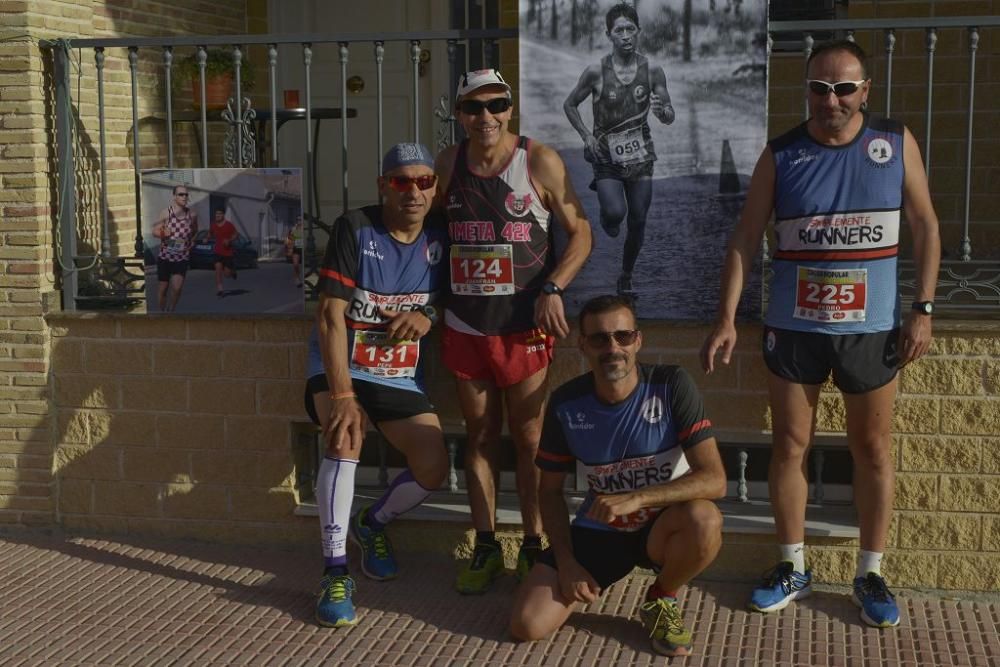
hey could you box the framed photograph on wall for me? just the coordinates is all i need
[140,168,304,315]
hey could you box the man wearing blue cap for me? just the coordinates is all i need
[306,143,450,628]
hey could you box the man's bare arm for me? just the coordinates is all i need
[650,66,675,125]
[563,66,601,143]
[152,208,170,239]
[529,142,592,290]
[317,294,364,452]
[897,126,941,366]
[529,142,593,338]
[539,469,600,603]
[700,147,775,373]
[585,438,727,524]
[432,145,459,209]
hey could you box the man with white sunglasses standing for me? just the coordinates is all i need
[701,40,940,628]
[435,69,592,594]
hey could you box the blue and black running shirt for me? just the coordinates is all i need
[536,364,714,532]
[767,114,904,333]
[315,205,448,393]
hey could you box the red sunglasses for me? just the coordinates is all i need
[386,174,437,193]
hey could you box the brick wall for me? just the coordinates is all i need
[48,313,317,544]
[0,0,257,527]
[45,315,1000,590]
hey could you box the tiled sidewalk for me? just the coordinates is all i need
[0,532,997,666]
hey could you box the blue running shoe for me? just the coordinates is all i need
[315,574,357,628]
[853,572,900,628]
[350,507,398,581]
[749,561,812,612]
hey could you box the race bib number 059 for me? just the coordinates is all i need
[450,244,515,296]
[793,267,868,323]
[350,331,419,378]
[606,127,648,165]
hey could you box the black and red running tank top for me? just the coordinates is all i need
[443,136,554,335]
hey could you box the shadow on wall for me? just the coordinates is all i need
[48,319,314,550]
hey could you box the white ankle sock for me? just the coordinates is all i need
[779,543,806,573]
[857,550,883,578]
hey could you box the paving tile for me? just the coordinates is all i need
[1,533,998,665]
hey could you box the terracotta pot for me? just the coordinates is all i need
[191,73,234,111]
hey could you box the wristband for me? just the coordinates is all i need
[330,391,356,400]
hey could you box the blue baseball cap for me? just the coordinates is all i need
[381,142,435,175]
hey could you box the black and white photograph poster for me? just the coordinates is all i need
[519,0,766,319]
[141,168,304,315]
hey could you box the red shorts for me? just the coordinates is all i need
[442,326,555,388]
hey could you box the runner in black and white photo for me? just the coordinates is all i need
[564,2,674,296]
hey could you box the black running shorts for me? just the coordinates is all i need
[304,373,434,425]
[156,259,189,282]
[537,520,662,591]
[589,160,654,190]
[213,254,235,270]
[762,326,900,394]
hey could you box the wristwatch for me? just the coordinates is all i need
[418,304,439,325]
[541,281,564,296]
[912,301,934,316]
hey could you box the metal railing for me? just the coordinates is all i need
[44,29,514,310]
[769,16,1000,314]
[295,424,851,512]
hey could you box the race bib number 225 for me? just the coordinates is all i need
[793,267,867,323]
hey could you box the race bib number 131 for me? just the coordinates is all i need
[350,331,419,378]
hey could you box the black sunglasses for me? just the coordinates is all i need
[175,192,189,197]
[386,174,437,193]
[806,79,867,97]
[583,329,639,348]
[457,97,512,116]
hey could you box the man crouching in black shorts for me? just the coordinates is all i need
[509,295,725,657]
[305,143,450,628]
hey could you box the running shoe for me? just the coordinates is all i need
[852,572,900,628]
[455,541,504,594]
[749,561,812,612]
[639,596,693,657]
[315,573,357,628]
[515,543,542,582]
[349,507,398,581]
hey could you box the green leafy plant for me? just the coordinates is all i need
[172,47,256,92]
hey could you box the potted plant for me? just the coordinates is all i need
[173,48,256,111]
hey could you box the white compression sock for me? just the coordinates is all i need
[317,457,358,568]
[779,542,806,573]
[857,550,884,578]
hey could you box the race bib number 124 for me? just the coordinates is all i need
[450,244,515,296]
